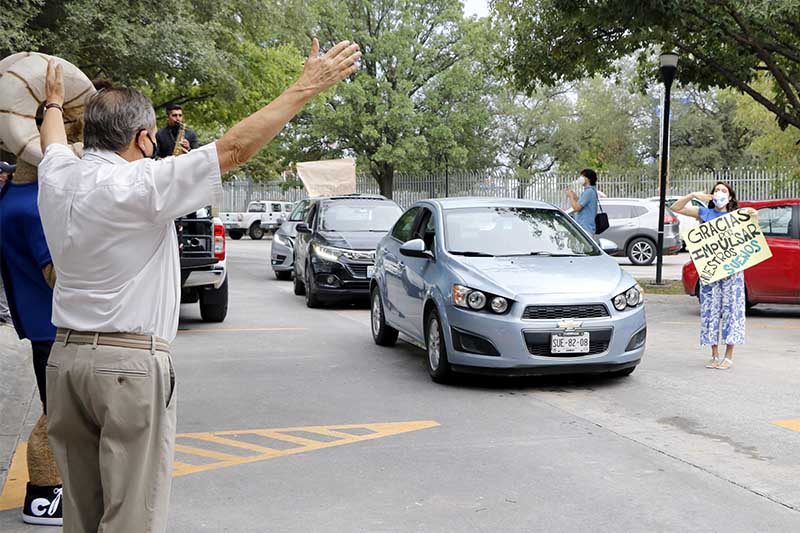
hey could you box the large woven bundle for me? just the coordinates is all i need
[0,52,95,164]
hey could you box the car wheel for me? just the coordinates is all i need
[627,237,656,266]
[425,309,452,383]
[293,266,306,295]
[199,278,228,322]
[305,263,322,308]
[371,288,398,346]
[249,224,265,240]
[274,269,292,281]
[228,230,243,240]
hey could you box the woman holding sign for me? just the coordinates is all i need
[672,182,754,370]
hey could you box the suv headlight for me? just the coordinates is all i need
[612,285,643,311]
[312,243,343,262]
[452,285,511,314]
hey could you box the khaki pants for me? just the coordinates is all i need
[46,332,176,533]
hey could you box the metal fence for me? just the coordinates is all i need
[221,168,800,212]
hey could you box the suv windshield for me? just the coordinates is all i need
[445,207,600,257]
[320,201,402,232]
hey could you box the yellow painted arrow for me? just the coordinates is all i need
[0,420,439,512]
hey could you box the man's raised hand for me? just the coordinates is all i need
[296,38,361,95]
[46,59,65,106]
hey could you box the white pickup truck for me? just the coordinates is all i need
[220,201,293,240]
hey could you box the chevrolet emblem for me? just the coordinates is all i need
[558,320,583,330]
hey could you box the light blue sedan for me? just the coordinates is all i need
[369,198,647,383]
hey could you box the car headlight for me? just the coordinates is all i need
[467,291,487,310]
[312,244,343,263]
[613,285,643,311]
[452,285,511,314]
[626,286,642,307]
[491,297,508,314]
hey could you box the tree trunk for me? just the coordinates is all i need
[375,163,395,199]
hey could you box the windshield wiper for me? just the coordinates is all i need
[449,251,495,257]
[499,251,588,257]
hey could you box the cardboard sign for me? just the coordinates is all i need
[296,158,356,197]
[684,209,772,285]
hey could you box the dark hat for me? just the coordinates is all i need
[0,161,16,174]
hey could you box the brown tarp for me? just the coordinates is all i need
[296,158,356,197]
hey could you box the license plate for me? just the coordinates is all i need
[224,223,236,228]
[367,266,375,278]
[551,332,590,354]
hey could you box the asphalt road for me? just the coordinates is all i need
[2,239,800,532]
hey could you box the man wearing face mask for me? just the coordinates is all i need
[566,168,599,237]
[37,37,361,531]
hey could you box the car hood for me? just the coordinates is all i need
[453,255,627,298]
[318,231,387,250]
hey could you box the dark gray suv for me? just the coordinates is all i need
[293,194,403,307]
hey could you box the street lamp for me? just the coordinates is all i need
[656,52,678,285]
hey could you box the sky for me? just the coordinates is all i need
[463,0,490,18]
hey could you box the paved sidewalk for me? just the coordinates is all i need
[0,326,36,496]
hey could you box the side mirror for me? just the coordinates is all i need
[296,223,311,234]
[598,238,618,255]
[400,238,433,259]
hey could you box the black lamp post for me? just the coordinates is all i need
[656,52,678,285]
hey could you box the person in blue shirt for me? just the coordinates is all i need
[0,161,15,324]
[0,160,63,525]
[566,168,599,237]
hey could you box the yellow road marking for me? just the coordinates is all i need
[0,420,439,512]
[772,419,800,432]
[178,327,308,334]
[185,434,278,454]
[664,321,800,331]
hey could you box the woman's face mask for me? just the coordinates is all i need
[575,176,587,186]
[713,191,729,208]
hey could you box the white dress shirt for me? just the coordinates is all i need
[37,143,223,342]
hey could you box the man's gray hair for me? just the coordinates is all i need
[83,88,156,152]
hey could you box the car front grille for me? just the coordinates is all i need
[346,263,372,279]
[524,329,612,358]
[522,304,609,320]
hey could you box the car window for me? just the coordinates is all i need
[414,208,437,251]
[758,206,793,237]
[631,206,648,217]
[319,201,402,232]
[304,203,318,226]
[603,204,633,220]
[391,207,420,242]
[247,202,266,213]
[444,207,599,256]
[270,203,282,213]
[289,201,309,222]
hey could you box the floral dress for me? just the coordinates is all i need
[698,207,746,346]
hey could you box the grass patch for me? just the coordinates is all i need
[637,279,686,295]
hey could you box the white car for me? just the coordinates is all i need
[220,201,293,240]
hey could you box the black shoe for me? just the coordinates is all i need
[21,482,63,526]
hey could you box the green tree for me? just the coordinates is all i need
[494,0,800,131]
[297,0,498,196]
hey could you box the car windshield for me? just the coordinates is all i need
[444,207,600,257]
[320,202,403,232]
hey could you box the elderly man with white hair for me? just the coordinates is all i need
[37,39,360,532]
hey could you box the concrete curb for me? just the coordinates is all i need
[0,326,36,491]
